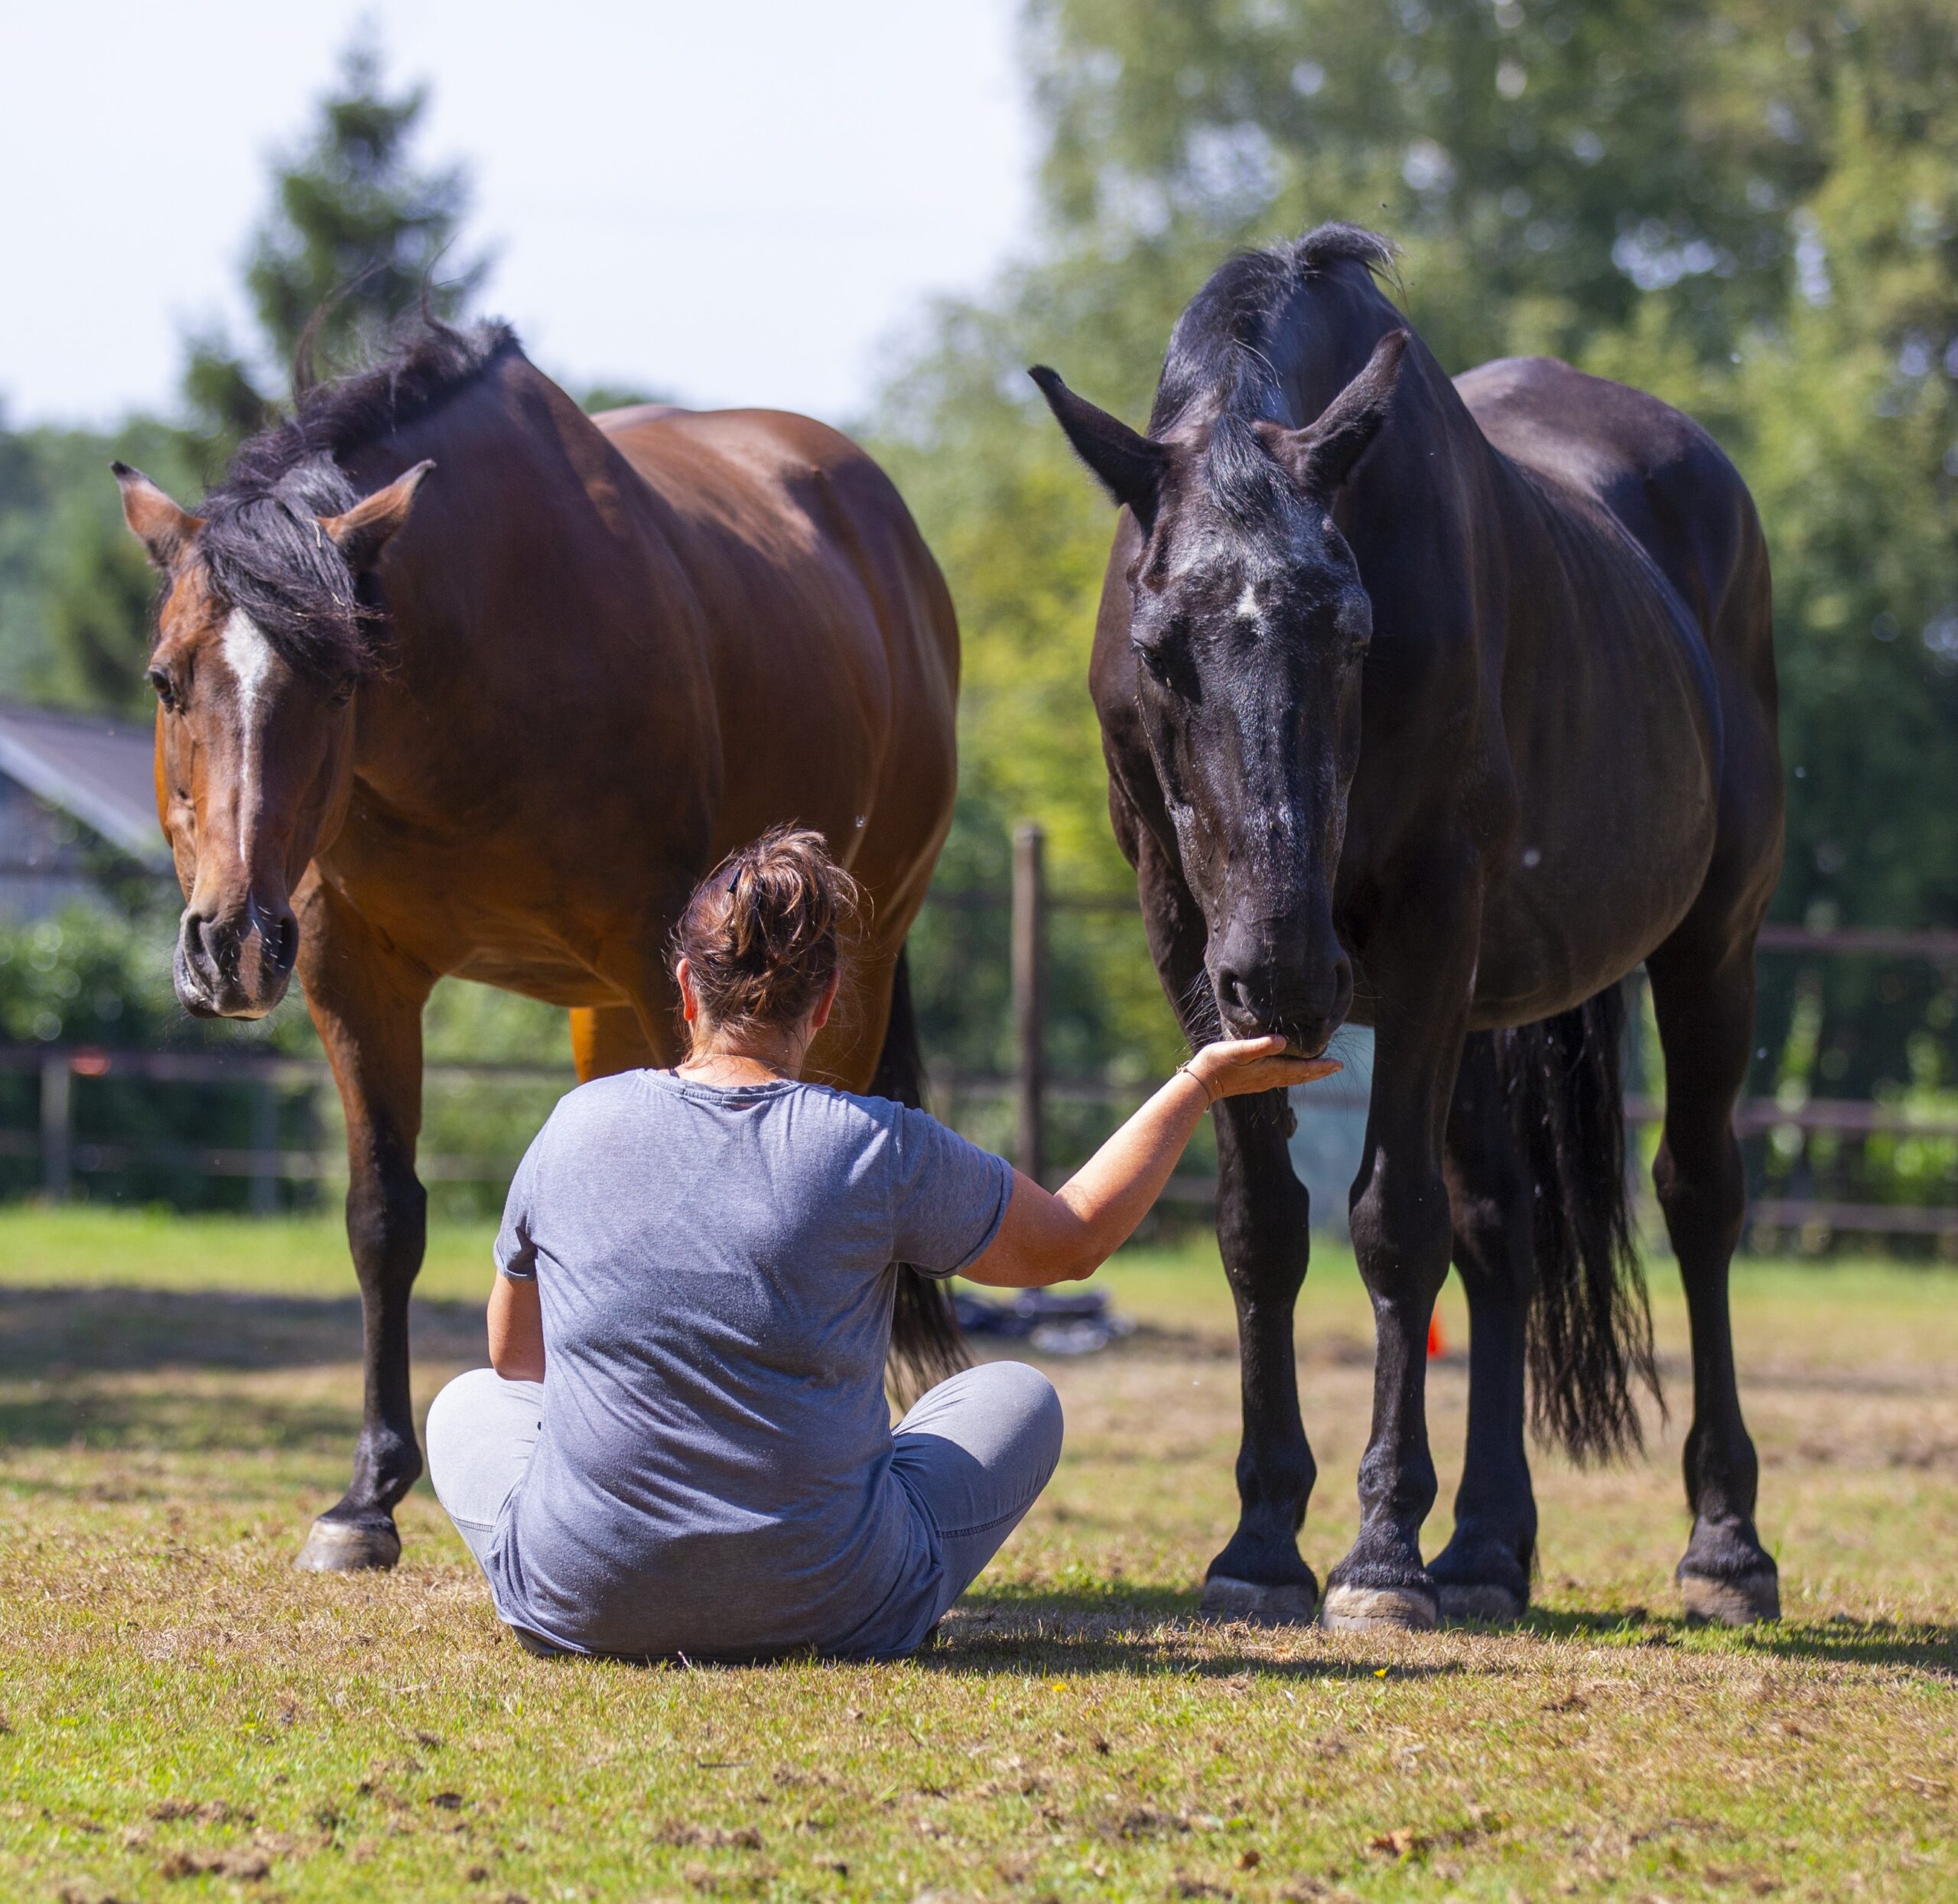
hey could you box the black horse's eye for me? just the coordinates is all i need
[146,666,177,710]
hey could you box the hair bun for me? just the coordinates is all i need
[671,825,861,1037]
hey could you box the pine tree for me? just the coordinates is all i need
[183,31,489,462]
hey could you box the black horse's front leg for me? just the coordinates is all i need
[1201,1084,1319,1622]
[291,880,433,1572]
[1322,904,1474,1633]
[1121,809,1320,1623]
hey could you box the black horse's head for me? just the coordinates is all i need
[1032,330,1408,1056]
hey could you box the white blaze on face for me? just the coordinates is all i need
[1236,580,1261,624]
[220,609,276,869]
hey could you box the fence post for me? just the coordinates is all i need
[1012,821,1048,1186]
[249,1079,279,1217]
[40,1052,72,1201]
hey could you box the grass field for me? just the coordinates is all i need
[2,1207,1955,1902]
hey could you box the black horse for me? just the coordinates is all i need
[1033,226,1783,1631]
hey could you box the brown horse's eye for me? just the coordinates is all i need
[146,666,177,710]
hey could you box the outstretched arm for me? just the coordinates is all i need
[964,1038,1339,1289]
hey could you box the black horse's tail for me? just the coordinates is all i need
[872,947,970,1408]
[1494,982,1660,1464]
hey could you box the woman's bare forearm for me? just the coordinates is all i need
[1049,1071,1214,1270]
[964,1039,1338,1290]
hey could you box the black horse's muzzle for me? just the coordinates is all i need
[1212,934,1353,1058]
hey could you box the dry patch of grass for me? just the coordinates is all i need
[1,1210,1955,1901]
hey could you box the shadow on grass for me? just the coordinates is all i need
[0,1286,486,1379]
[1524,1605,1958,1675]
[924,1588,1468,1681]
[920,1597,1958,1679]
[0,1382,359,1455]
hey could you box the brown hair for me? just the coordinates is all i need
[671,826,861,1040]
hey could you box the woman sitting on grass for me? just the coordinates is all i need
[427,827,1335,1660]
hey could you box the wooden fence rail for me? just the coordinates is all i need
[3,824,1955,1236]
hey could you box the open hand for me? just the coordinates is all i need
[1188,1035,1342,1103]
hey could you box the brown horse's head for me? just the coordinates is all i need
[1033,329,1407,1057]
[113,455,432,1017]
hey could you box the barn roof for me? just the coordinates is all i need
[0,700,168,866]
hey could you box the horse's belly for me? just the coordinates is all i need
[447,947,629,1009]
[1470,642,1721,1022]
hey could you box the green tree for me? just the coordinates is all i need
[2,31,490,713]
[183,31,489,463]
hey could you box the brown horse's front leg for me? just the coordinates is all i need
[1322,885,1475,1633]
[291,879,434,1572]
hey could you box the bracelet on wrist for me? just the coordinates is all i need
[1176,1058,1219,1107]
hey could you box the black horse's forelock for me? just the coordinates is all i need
[190,317,520,680]
[1150,223,1397,530]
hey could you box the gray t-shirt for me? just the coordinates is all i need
[482,1070,1013,1660]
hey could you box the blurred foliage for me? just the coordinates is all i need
[873,0,1958,1235]
[4,6,1957,1238]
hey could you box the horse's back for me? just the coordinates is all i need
[597,405,955,690]
[1449,356,1780,1012]
[1459,357,1771,674]
[594,404,960,914]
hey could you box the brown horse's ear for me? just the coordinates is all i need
[1029,366,1167,522]
[112,463,203,571]
[1259,328,1410,495]
[319,460,436,573]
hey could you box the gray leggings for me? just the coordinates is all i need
[426,1359,1062,1653]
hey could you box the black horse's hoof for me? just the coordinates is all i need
[1199,1575,1319,1626]
[1319,1582,1438,1633]
[294,1516,402,1573]
[1436,1581,1527,1625]
[1679,1567,1780,1626]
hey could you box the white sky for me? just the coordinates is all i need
[0,0,1037,429]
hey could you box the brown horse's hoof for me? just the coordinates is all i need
[1680,1568,1780,1626]
[1199,1576,1319,1626]
[1437,1581,1526,1626]
[1319,1584,1438,1633]
[294,1516,401,1573]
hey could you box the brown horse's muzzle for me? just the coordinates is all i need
[174,894,299,1019]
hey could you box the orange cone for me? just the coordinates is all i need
[1427,1313,1446,1359]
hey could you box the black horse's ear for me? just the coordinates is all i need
[112,463,203,571]
[1029,366,1167,520]
[319,460,436,574]
[1260,328,1410,495]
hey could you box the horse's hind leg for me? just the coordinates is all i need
[571,1002,665,1081]
[1428,1032,1536,1623]
[1646,936,1779,1623]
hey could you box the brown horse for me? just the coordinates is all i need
[115,318,964,1571]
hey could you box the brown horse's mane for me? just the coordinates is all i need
[1148,223,1398,528]
[190,317,521,681]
